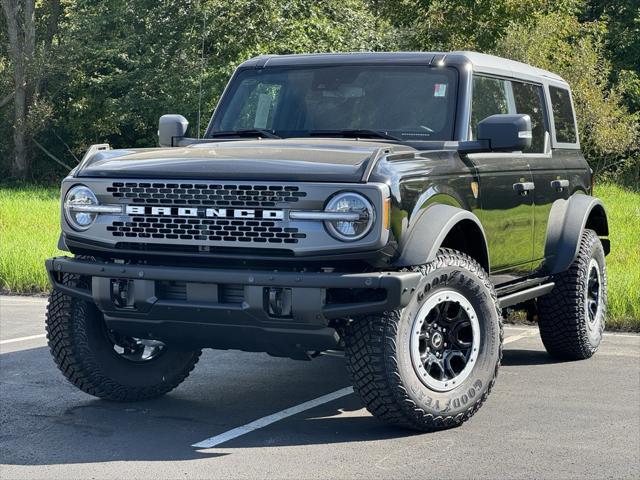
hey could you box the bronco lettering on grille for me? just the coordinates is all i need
[125,205,284,220]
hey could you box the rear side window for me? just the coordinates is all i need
[549,86,577,143]
[512,82,547,153]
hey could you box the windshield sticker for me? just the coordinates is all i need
[254,93,272,128]
[434,83,447,97]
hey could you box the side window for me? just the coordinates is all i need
[512,81,548,153]
[221,80,282,131]
[549,86,577,143]
[470,76,510,139]
[470,75,510,139]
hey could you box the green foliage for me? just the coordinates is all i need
[372,0,569,51]
[12,0,388,172]
[594,182,640,329]
[0,186,64,293]
[0,0,638,186]
[582,0,640,111]
[494,11,639,179]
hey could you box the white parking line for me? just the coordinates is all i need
[192,386,354,449]
[603,332,640,339]
[0,334,46,345]
[504,325,639,340]
[0,296,48,304]
[503,329,537,345]
[192,330,542,449]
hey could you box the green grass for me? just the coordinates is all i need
[0,184,638,328]
[596,183,640,329]
[0,187,64,294]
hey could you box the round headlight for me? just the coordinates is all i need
[324,192,375,241]
[64,185,98,230]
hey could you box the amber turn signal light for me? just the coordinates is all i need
[382,198,391,230]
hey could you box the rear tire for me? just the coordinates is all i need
[537,229,607,360]
[343,249,503,431]
[46,274,201,401]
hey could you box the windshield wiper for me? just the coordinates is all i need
[209,129,281,139]
[307,129,401,141]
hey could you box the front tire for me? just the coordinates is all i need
[537,229,607,360]
[46,275,202,401]
[343,249,503,431]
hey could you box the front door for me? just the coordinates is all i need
[471,152,535,276]
[468,75,535,280]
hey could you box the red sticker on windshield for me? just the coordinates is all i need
[434,84,447,97]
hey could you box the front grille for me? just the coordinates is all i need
[107,216,306,244]
[105,181,310,245]
[106,182,307,208]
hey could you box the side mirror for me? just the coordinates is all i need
[158,114,189,147]
[477,114,531,152]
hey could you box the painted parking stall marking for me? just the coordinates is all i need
[191,329,539,449]
[502,329,537,345]
[192,386,355,449]
[0,333,46,345]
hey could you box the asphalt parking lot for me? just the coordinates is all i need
[1,295,639,479]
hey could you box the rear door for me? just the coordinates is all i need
[467,75,534,279]
[510,81,569,270]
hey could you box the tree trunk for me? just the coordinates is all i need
[1,0,36,179]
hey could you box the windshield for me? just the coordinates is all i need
[210,65,458,141]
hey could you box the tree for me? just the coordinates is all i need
[1,0,35,179]
[582,0,640,112]
[56,0,388,152]
[495,11,639,178]
[370,0,549,51]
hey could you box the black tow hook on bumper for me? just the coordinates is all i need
[45,257,421,325]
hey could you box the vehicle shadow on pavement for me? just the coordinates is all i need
[1,345,563,465]
[500,349,564,366]
[1,346,357,465]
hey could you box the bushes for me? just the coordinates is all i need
[0,0,389,179]
[1,1,638,184]
[494,11,639,184]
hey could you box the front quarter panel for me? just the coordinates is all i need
[370,150,482,263]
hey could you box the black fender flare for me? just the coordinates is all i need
[544,194,609,275]
[393,204,489,269]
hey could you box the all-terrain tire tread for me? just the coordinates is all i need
[537,229,606,360]
[45,274,201,401]
[343,249,503,431]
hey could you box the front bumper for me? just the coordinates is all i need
[46,257,420,356]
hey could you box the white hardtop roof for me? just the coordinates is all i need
[451,51,567,84]
[243,51,569,86]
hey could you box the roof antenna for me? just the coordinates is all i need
[196,11,207,139]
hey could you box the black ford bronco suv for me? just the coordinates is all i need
[46,52,609,431]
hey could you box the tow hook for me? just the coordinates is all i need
[111,279,134,309]
[266,287,293,318]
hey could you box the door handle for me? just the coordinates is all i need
[550,179,570,191]
[513,182,535,195]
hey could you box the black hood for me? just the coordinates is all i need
[76,139,414,182]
